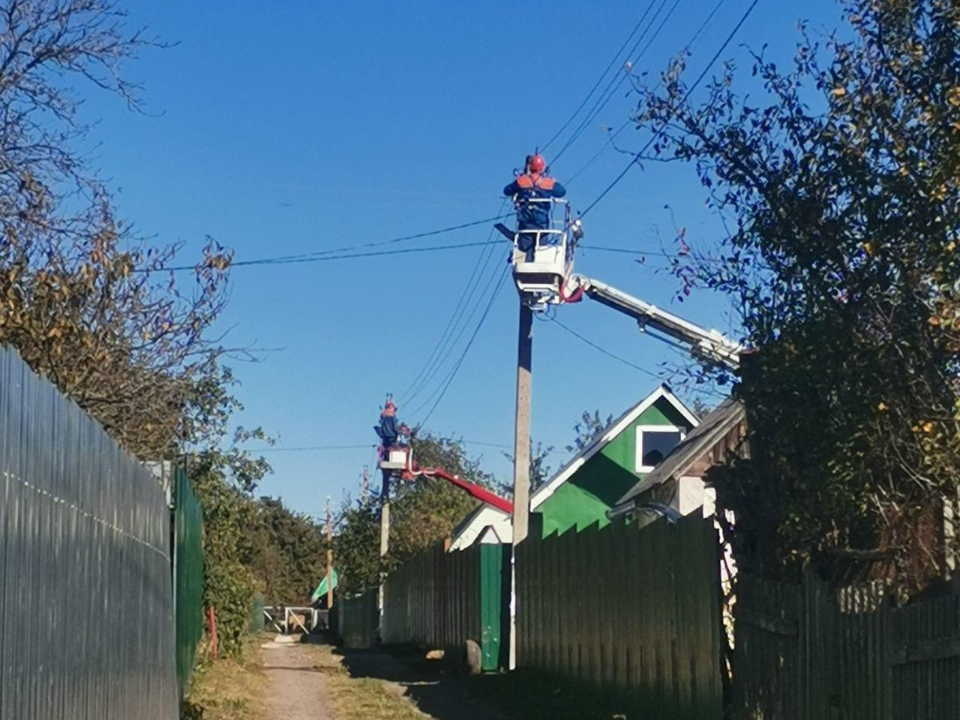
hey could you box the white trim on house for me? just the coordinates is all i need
[530,384,699,510]
[635,424,687,473]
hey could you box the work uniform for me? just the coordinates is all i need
[503,173,567,251]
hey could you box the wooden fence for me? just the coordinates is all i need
[733,571,960,720]
[382,539,509,671]
[516,513,724,720]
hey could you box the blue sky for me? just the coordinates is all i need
[85,0,842,516]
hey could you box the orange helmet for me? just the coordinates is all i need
[528,154,546,173]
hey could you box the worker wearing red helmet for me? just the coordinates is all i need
[503,154,567,248]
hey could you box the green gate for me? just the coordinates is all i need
[479,542,509,672]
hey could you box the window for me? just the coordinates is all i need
[636,426,684,472]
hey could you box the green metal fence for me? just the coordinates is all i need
[516,513,724,719]
[173,466,204,696]
[382,538,510,671]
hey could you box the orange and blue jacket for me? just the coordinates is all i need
[503,173,567,230]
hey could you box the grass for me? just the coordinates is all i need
[180,641,269,720]
[304,643,431,720]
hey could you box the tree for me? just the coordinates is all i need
[636,0,960,588]
[566,410,613,454]
[501,439,555,493]
[244,497,327,605]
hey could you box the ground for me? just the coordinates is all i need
[183,635,506,720]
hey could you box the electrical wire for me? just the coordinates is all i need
[541,0,659,154]
[549,317,661,378]
[249,438,511,453]
[144,212,512,272]
[564,0,728,187]
[412,270,510,429]
[399,200,508,405]
[153,240,503,272]
[579,0,761,219]
[551,0,681,166]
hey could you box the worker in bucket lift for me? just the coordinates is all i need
[374,397,409,459]
[503,153,567,255]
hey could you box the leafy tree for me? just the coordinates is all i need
[636,0,960,588]
[567,410,613,454]
[244,497,327,605]
[501,439,555,493]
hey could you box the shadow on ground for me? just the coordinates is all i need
[335,646,510,720]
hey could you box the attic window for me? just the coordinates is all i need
[636,426,684,472]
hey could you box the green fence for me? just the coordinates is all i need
[173,467,204,696]
[383,539,510,671]
[516,513,724,719]
[338,589,379,649]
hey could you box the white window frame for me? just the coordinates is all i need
[635,424,686,473]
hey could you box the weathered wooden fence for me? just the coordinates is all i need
[733,571,960,720]
[383,539,509,671]
[0,346,177,719]
[516,513,724,719]
[338,588,379,649]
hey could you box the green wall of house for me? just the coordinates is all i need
[535,397,693,537]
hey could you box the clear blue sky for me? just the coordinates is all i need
[86,0,841,516]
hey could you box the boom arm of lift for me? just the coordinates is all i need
[575,276,743,370]
[402,466,514,514]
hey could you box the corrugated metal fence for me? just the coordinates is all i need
[516,513,724,720]
[382,540,508,670]
[733,570,960,720]
[338,588,379,649]
[173,466,204,697]
[383,541,479,650]
[0,346,177,719]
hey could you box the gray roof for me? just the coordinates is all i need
[615,397,746,507]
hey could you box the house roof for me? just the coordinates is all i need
[614,397,746,508]
[531,384,699,510]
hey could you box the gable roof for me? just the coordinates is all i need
[531,384,699,510]
[614,396,746,508]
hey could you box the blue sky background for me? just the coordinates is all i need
[83,0,842,516]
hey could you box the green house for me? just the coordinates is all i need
[530,384,698,536]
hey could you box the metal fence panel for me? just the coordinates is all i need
[338,589,379,649]
[516,513,724,720]
[173,467,204,697]
[0,346,177,720]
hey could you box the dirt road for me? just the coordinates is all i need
[261,638,337,720]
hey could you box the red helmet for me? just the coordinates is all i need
[528,154,545,173]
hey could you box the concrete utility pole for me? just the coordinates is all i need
[325,496,334,609]
[511,302,533,544]
[379,470,390,560]
[361,465,369,501]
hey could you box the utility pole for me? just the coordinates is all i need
[361,465,369,501]
[379,469,391,560]
[325,496,334,609]
[511,301,533,544]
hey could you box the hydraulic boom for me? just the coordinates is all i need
[574,276,743,370]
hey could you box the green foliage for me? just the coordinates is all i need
[243,496,327,604]
[638,0,960,587]
[501,439,555,492]
[566,410,613,454]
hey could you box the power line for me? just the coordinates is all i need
[154,239,504,272]
[541,0,659,154]
[249,438,511,453]
[399,200,508,406]
[549,317,661,378]
[412,270,510,429]
[144,212,512,272]
[552,0,681,165]
[565,0,728,187]
[580,0,761,218]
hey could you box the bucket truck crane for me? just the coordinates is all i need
[495,213,743,369]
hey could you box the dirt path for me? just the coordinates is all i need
[261,638,337,720]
